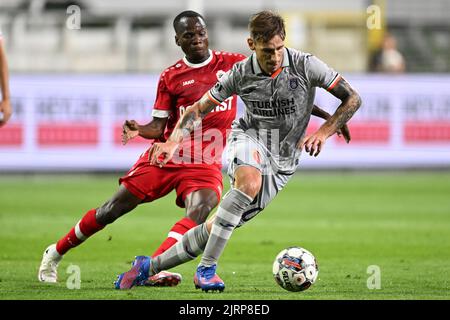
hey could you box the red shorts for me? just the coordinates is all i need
[119,150,223,208]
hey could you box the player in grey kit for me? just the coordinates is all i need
[116,10,360,291]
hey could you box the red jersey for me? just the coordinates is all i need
[152,50,246,167]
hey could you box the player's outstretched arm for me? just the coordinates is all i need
[149,94,216,166]
[168,94,216,144]
[121,117,168,145]
[301,79,361,156]
[0,40,11,127]
[311,104,351,143]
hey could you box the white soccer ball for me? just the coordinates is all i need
[272,246,319,292]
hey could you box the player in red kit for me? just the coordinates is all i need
[38,11,244,286]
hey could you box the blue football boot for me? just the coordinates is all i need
[114,255,151,290]
[193,265,225,292]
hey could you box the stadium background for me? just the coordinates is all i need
[0,0,449,300]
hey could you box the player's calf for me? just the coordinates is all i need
[95,186,141,225]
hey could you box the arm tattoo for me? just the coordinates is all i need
[179,95,215,131]
[323,78,362,134]
[169,94,216,143]
[179,109,199,133]
[198,95,217,116]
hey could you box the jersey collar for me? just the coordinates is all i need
[183,50,213,68]
[251,47,290,76]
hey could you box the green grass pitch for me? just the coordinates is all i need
[0,171,449,300]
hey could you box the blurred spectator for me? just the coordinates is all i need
[0,28,12,127]
[369,33,406,73]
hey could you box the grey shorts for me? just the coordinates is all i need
[225,131,294,227]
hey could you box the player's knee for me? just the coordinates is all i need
[235,178,261,199]
[234,167,262,199]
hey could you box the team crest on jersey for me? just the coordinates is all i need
[289,78,299,90]
[216,70,226,80]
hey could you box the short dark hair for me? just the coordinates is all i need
[173,10,205,33]
[248,11,286,43]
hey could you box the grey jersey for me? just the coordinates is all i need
[208,47,340,172]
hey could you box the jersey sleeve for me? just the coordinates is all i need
[152,74,172,118]
[207,64,239,104]
[232,53,247,64]
[305,55,341,91]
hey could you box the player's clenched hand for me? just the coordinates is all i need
[122,120,140,145]
[298,131,328,157]
[336,123,351,144]
[148,141,179,167]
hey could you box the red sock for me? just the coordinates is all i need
[56,209,105,255]
[151,217,198,257]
